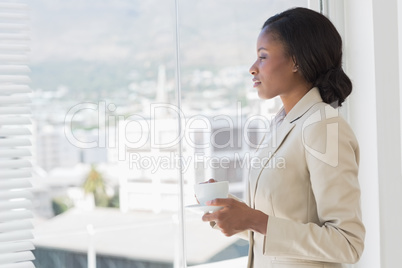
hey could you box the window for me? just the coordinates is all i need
[27,1,308,267]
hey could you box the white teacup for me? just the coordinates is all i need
[194,181,229,206]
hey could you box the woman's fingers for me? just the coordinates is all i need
[200,178,217,184]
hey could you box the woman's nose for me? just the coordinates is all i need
[249,62,257,75]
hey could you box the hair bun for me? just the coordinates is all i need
[314,67,352,107]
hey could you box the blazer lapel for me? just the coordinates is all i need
[249,120,295,207]
[260,120,295,167]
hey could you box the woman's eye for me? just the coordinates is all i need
[259,56,266,60]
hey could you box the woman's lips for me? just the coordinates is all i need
[253,81,261,87]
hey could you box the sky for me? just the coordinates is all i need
[28,0,307,65]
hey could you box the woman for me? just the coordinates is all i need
[201,7,365,268]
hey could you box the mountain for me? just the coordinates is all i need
[28,0,307,92]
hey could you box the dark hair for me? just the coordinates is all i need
[262,7,351,107]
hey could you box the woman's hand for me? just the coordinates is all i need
[202,198,269,237]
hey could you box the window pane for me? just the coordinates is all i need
[30,1,183,267]
[29,1,308,267]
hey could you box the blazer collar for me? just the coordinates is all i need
[256,87,323,165]
[256,87,323,152]
[283,87,323,124]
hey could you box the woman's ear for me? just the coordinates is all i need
[292,64,299,72]
[292,57,298,72]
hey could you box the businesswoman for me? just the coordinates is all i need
[202,7,365,268]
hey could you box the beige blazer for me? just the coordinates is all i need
[246,88,365,268]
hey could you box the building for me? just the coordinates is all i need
[33,207,248,268]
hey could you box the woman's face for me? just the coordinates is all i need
[249,30,297,100]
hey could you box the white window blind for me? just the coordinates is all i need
[0,2,35,268]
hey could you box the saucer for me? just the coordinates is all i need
[185,204,224,214]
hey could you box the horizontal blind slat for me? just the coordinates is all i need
[0,108,31,115]
[0,190,33,201]
[0,117,31,125]
[0,128,31,136]
[0,86,31,95]
[0,96,30,104]
[0,3,29,10]
[0,242,34,254]
[0,210,33,222]
[0,199,32,210]
[0,262,35,268]
[0,23,29,31]
[0,45,30,53]
[0,170,30,179]
[0,178,31,190]
[0,251,35,265]
[0,33,29,39]
[0,84,30,92]
[0,220,33,233]
[0,159,31,169]
[0,97,30,105]
[0,12,29,20]
[0,75,30,83]
[0,148,31,158]
[0,65,30,73]
[0,55,29,63]
[0,159,32,169]
[0,230,33,243]
[0,139,31,147]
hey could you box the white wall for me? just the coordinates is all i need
[343,0,402,267]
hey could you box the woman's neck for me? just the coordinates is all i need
[280,84,311,114]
